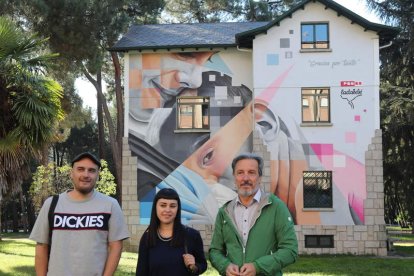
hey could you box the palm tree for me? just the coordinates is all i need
[0,16,63,236]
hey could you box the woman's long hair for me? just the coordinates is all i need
[147,188,185,247]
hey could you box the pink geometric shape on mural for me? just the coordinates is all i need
[322,144,334,155]
[345,132,356,143]
[255,64,294,104]
[310,144,333,156]
[320,155,333,169]
[333,155,346,168]
[332,150,366,223]
[310,144,321,155]
[354,115,361,122]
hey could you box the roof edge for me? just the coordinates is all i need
[236,0,399,47]
[109,43,239,52]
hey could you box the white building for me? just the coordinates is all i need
[111,0,398,255]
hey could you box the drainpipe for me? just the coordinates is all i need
[379,41,393,50]
[237,45,252,52]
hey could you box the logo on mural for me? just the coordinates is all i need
[340,81,362,109]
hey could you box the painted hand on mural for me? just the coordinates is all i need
[140,52,215,107]
[129,51,216,148]
[255,101,365,225]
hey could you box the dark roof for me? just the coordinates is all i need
[111,0,399,51]
[236,0,399,48]
[110,22,268,51]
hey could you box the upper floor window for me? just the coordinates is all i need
[176,96,210,130]
[302,88,330,123]
[303,171,333,208]
[301,23,329,49]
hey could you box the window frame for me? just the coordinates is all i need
[303,170,333,209]
[175,96,210,133]
[301,22,330,50]
[301,87,331,124]
[305,235,334,248]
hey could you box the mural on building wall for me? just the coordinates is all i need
[128,52,253,224]
[128,51,366,226]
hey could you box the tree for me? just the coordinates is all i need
[162,0,300,23]
[366,0,414,231]
[16,0,165,203]
[0,16,63,237]
[53,110,97,165]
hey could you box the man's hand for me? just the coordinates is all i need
[226,263,240,276]
[34,243,49,276]
[240,263,256,276]
[102,240,123,276]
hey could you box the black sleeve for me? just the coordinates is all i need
[189,228,208,275]
[136,231,149,276]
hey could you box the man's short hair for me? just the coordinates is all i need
[231,153,263,176]
[71,152,101,168]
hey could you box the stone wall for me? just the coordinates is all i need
[121,137,141,252]
[121,129,387,255]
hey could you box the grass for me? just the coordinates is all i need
[0,233,35,276]
[386,225,412,232]
[1,232,414,276]
[283,255,414,276]
[388,231,414,242]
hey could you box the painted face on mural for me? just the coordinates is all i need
[183,103,254,185]
[156,198,178,225]
[142,52,215,107]
[233,158,261,199]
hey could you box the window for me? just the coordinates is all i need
[176,97,210,130]
[301,23,329,49]
[302,88,330,123]
[303,171,332,208]
[305,235,334,248]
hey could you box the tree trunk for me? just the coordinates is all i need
[111,52,124,204]
[0,197,3,240]
[26,197,36,231]
[82,64,122,203]
[97,87,121,203]
[96,70,106,160]
[40,144,49,166]
[12,200,18,232]
[19,191,28,233]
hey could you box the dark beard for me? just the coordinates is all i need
[76,185,95,195]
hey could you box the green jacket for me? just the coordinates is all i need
[209,193,298,275]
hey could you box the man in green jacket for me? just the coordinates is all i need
[209,153,298,276]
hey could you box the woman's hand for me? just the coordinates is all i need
[183,253,197,273]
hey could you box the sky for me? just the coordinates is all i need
[74,0,382,111]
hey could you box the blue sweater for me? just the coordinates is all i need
[136,227,207,275]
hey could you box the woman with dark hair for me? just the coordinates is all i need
[136,188,207,275]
